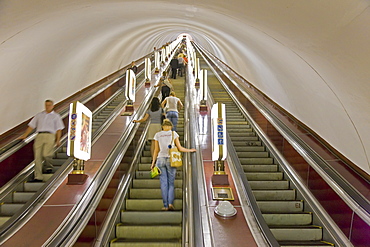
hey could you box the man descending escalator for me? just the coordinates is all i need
[19,99,65,182]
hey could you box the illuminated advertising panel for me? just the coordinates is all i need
[161,47,166,62]
[200,69,208,101]
[67,101,92,161]
[211,103,227,161]
[145,58,151,81]
[125,69,136,102]
[154,51,160,70]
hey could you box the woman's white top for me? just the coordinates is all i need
[154,130,179,158]
[166,96,181,112]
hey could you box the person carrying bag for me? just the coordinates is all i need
[151,119,196,211]
[169,131,182,167]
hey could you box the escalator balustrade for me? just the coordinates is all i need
[110,76,186,246]
[206,63,334,246]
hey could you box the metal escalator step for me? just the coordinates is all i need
[228,132,255,137]
[0,216,11,227]
[0,203,24,215]
[252,189,296,201]
[263,212,313,226]
[246,172,283,181]
[279,240,335,246]
[111,238,181,247]
[125,199,182,211]
[132,179,182,188]
[140,157,152,163]
[138,163,182,172]
[270,225,323,241]
[257,201,304,213]
[55,153,68,159]
[13,191,34,203]
[233,140,262,146]
[230,136,259,142]
[121,211,182,225]
[249,180,289,190]
[129,188,182,199]
[50,158,67,166]
[240,157,274,164]
[235,146,265,152]
[135,171,183,179]
[243,164,278,172]
[226,121,249,125]
[237,152,269,158]
[24,181,44,191]
[227,113,243,117]
[227,125,252,130]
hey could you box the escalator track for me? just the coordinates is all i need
[0,62,150,232]
[198,54,336,246]
[109,74,186,246]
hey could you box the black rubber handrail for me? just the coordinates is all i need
[194,42,370,222]
[0,57,154,242]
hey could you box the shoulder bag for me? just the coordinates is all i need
[169,131,182,167]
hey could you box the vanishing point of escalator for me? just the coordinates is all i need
[110,76,185,246]
[202,57,335,246]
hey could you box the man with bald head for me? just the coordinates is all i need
[20,100,65,182]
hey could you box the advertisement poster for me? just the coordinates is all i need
[67,101,92,161]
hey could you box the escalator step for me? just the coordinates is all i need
[111,238,181,247]
[0,216,11,227]
[270,225,323,241]
[263,212,313,226]
[243,164,278,172]
[12,191,34,203]
[279,240,335,246]
[121,211,182,224]
[252,189,296,201]
[126,199,182,211]
[249,180,289,190]
[134,171,183,179]
[237,151,269,158]
[246,172,283,181]
[129,188,182,199]
[240,157,274,164]
[132,179,182,188]
[257,201,304,213]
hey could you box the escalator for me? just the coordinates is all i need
[201,56,335,246]
[110,76,186,246]
[0,66,147,229]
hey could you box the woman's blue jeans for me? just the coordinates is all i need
[166,111,179,131]
[156,157,176,208]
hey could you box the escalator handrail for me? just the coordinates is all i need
[47,43,182,246]
[225,89,352,246]
[0,58,148,163]
[197,44,353,246]
[0,86,131,241]
[44,80,157,246]
[195,42,370,223]
[91,44,183,247]
[93,121,150,247]
[184,61,213,247]
[0,61,154,241]
[0,60,152,202]
[198,55,277,245]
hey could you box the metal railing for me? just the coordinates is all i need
[195,42,359,246]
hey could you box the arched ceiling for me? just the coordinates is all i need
[1,0,369,174]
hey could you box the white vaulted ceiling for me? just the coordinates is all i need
[1,0,370,174]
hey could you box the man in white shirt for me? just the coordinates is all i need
[20,100,65,182]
